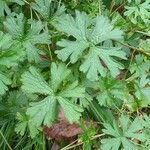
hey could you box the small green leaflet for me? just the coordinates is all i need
[21,62,85,137]
[96,75,127,106]
[124,0,150,24]
[53,11,126,81]
[3,13,51,63]
[101,115,145,150]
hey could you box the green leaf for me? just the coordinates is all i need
[50,62,71,92]
[59,81,85,98]
[4,14,51,62]
[129,55,150,78]
[56,40,89,63]
[3,13,25,40]
[0,72,11,95]
[31,0,52,19]
[101,115,145,150]
[23,41,41,63]
[53,10,90,40]
[90,16,123,44]
[54,11,126,80]
[58,97,83,123]
[21,66,52,95]
[21,63,85,137]
[96,75,127,106]
[27,96,57,127]
[135,75,150,103]
[0,1,10,17]
[80,46,126,81]
[0,31,13,49]
[124,0,150,24]
[0,1,24,16]
[0,42,25,67]
[0,0,24,17]
[101,138,121,150]
[15,113,28,136]
[25,20,50,45]
[0,31,24,68]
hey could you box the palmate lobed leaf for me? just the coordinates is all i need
[124,0,150,24]
[3,13,51,63]
[80,46,126,81]
[54,11,126,81]
[21,62,85,137]
[101,115,145,150]
[96,75,128,106]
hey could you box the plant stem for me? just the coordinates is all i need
[0,129,13,150]
[116,41,150,57]
[61,133,105,150]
